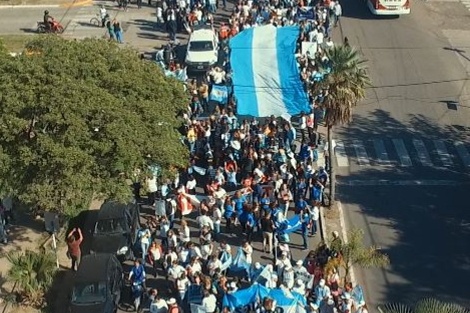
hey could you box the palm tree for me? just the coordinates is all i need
[314,45,370,205]
[6,250,57,307]
[325,228,389,284]
[378,298,470,313]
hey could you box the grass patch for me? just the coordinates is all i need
[0,35,36,53]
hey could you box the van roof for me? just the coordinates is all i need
[190,29,215,41]
[97,201,129,219]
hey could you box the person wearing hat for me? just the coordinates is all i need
[276,251,292,279]
[227,281,238,294]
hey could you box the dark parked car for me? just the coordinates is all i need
[91,201,140,261]
[70,253,123,313]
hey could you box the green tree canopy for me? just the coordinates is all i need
[0,36,188,216]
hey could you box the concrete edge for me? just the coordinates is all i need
[319,205,328,245]
[337,201,357,285]
[0,4,59,8]
[0,0,93,8]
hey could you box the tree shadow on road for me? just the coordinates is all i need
[334,109,470,307]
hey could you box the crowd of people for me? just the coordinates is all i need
[123,0,371,312]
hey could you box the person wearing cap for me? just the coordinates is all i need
[275,251,292,279]
[227,281,238,294]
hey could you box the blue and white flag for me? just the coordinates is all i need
[230,25,310,117]
[209,85,229,104]
[297,6,315,20]
[282,215,302,234]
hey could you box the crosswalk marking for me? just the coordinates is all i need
[412,139,432,166]
[433,140,453,167]
[454,141,470,167]
[335,140,350,167]
[372,139,390,165]
[352,140,370,166]
[392,139,412,166]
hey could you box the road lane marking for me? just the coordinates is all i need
[372,139,391,166]
[412,139,432,166]
[335,140,350,167]
[392,139,412,166]
[353,140,370,166]
[454,141,470,167]
[433,140,453,167]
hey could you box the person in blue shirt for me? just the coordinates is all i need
[244,207,256,243]
[233,190,247,221]
[310,179,324,203]
[224,197,235,231]
[129,258,146,287]
[295,196,308,215]
[301,212,310,250]
[260,192,271,213]
[295,177,308,202]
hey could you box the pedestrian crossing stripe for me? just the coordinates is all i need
[331,138,470,169]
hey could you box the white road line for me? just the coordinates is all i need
[352,140,370,166]
[433,140,453,167]
[454,141,470,167]
[339,180,466,186]
[335,140,350,167]
[372,139,391,165]
[412,139,432,166]
[392,139,412,166]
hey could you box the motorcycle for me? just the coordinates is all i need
[37,20,64,34]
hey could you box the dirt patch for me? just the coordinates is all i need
[324,204,340,220]
[0,0,80,6]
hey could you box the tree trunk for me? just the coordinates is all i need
[327,125,336,206]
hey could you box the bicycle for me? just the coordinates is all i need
[90,14,102,27]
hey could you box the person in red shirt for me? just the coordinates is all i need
[67,228,83,271]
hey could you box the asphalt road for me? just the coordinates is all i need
[334,0,470,309]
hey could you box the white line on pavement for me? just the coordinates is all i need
[412,139,432,166]
[353,140,370,166]
[433,140,453,167]
[372,139,391,166]
[455,141,470,167]
[335,140,350,167]
[392,139,412,166]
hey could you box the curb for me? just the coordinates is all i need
[337,201,357,285]
[319,205,328,244]
[0,4,59,7]
[59,0,92,7]
[0,0,92,8]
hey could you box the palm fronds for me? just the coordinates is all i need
[379,299,470,313]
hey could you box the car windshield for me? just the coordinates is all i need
[189,40,214,52]
[72,281,107,304]
[95,218,126,234]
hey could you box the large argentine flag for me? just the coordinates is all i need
[230,25,310,117]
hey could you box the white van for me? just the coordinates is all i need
[185,26,219,72]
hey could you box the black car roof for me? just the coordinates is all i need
[75,254,118,283]
[97,201,131,220]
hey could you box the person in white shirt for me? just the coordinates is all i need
[207,254,222,276]
[167,230,178,250]
[186,175,197,195]
[241,240,253,264]
[176,272,191,302]
[197,211,214,230]
[146,176,158,205]
[201,291,217,312]
[308,205,320,236]
[138,224,152,264]
[213,205,222,239]
[168,260,185,281]
[149,290,168,313]
[179,220,191,244]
